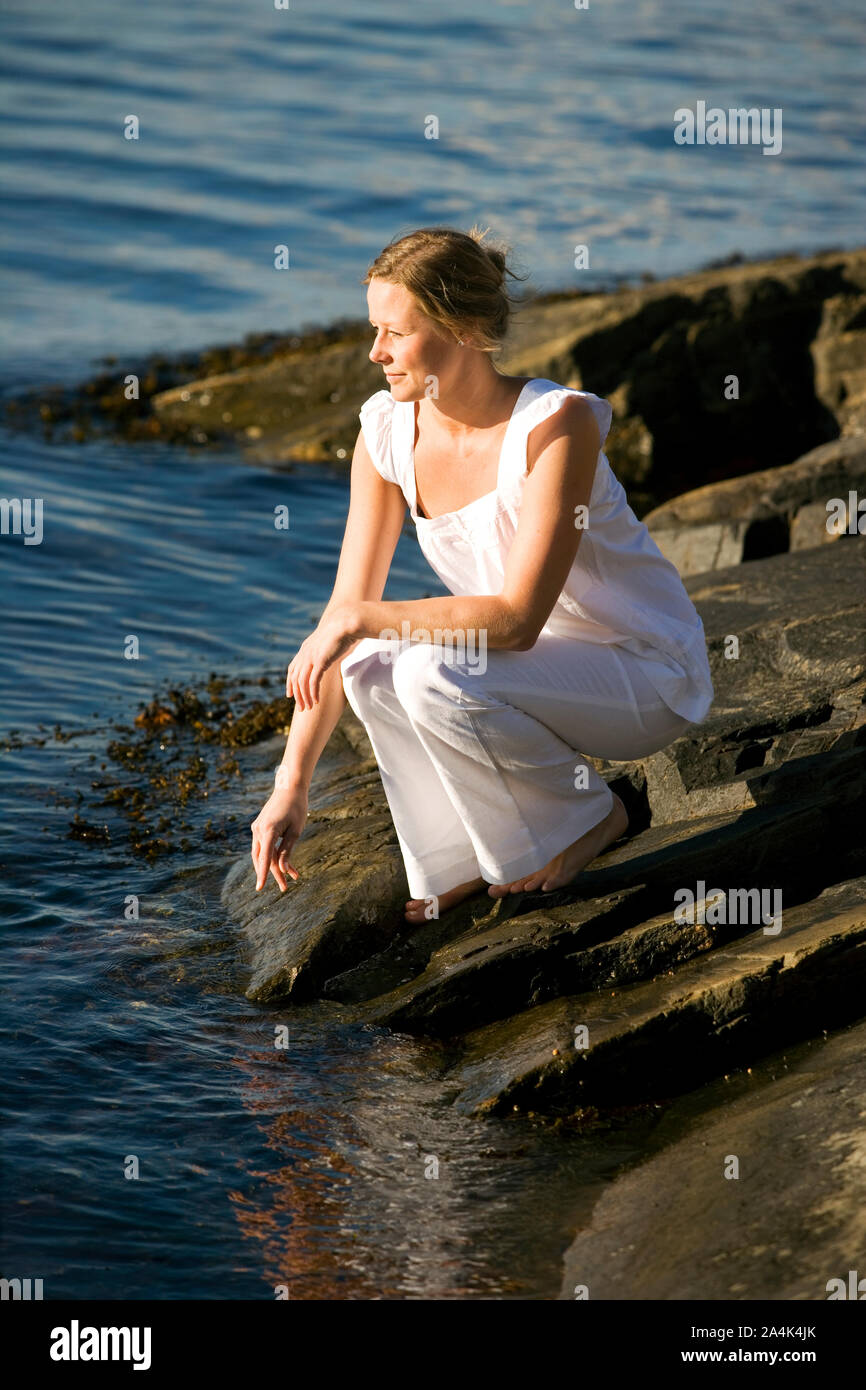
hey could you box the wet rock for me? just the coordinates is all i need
[557,1007,866,1299]
[451,874,866,1119]
[223,537,866,1118]
[332,886,649,1019]
[353,745,863,1039]
[221,723,408,1002]
[642,435,866,576]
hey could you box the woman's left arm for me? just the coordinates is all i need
[492,393,601,648]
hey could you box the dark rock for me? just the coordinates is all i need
[450,874,866,1118]
[221,738,407,1003]
[557,1007,866,1299]
[221,539,866,1119]
[503,249,866,508]
[642,435,866,576]
[8,247,866,516]
[594,540,866,825]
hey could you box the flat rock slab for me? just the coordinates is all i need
[220,539,866,1118]
[643,434,866,575]
[557,1007,866,1299]
[350,743,865,1036]
[450,876,866,1118]
[594,540,866,825]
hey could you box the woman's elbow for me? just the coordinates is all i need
[496,593,542,650]
[509,617,541,651]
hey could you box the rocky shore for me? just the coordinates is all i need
[222,539,865,1093]
[30,242,865,1297]
[219,517,865,1298]
[7,244,866,518]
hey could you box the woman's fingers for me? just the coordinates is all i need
[250,823,263,876]
[268,828,297,891]
[251,825,300,893]
[253,827,273,890]
[285,645,325,710]
[286,661,303,702]
[268,850,289,892]
[255,827,281,891]
[277,834,300,879]
[298,661,316,709]
[290,661,310,710]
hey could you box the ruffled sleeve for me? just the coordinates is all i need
[358,390,399,485]
[579,390,613,451]
[529,387,612,451]
[504,383,614,488]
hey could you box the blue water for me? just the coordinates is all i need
[1,0,862,1298]
[0,427,654,1298]
[1,0,863,386]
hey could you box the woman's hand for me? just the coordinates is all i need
[250,779,309,893]
[286,603,360,709]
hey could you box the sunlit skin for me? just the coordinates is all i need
[362,280,629,921]
[251,276,629,916]
[404,792,629,925]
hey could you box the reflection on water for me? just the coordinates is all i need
[0,426,662,1297]
[2,0,859,1293]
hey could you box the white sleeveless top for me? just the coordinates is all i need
[358,377,714,723]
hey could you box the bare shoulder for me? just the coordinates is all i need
[526,393,600,474]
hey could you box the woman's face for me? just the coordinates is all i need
[367,277,458,399]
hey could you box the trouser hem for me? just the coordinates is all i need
[405,850,483,900]
[477,784,615,886]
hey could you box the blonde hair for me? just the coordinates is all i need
[361,224,528,354]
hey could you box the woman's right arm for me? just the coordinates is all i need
[250,425,407,892]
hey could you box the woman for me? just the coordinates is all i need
[250,226,714,924]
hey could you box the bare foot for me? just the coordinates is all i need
[404,875,487,924]
[487,793,629,898]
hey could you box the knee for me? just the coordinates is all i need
[340,643,395,708]
[391,642,459,714]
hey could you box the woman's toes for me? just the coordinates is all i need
[521,872,547,892]
[489,878,530,896]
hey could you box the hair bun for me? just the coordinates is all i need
[484,246,506,280]
[363,225,528,354]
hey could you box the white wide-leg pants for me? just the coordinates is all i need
[340,633,694,900]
